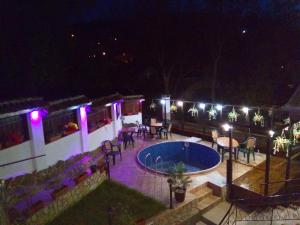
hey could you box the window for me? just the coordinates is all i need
[87,107,112,133]
[43,110,78,143]
[0,115,28,150]
[122,100,141,116]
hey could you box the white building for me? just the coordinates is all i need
[0,94,144,179]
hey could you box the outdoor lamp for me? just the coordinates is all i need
[269,130,275,138]
[30,110,40,121]
[160,99,166,105]
[242,107,249,114]
[216,104,223,111]
[199,103,206,110]
[105,103,112,107]
[222,123,232,132]
[177,101,183,107]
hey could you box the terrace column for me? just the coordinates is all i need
[111,101,122,138]
[27,110,47,171]
[162,95,171,122]
[77,107,88,153]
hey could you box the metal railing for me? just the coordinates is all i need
[259,177,300,195]
[219,192,300,225]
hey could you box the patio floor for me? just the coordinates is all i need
[110,133,266,206]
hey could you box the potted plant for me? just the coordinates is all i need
[168,162,192,203]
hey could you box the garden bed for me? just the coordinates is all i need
[46,180,166,225]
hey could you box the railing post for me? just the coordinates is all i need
[167,178,173,209]
[264,137,271,196]
[226,128,233,200]
[105,158,110,180]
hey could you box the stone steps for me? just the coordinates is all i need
[192,186,213,201]
[197,195,221,212]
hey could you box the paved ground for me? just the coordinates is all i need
[110,133,266,206]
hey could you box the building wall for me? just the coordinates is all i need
[0,98,143,179]
[0,141,35,179]
[87,123,115,151]
[45,132,82,166]
[122,113,142,125]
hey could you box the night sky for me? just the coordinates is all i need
[1,0,300,105]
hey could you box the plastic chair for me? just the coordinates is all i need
[238,137,256,163]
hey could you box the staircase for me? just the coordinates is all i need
[190,184,221,213]
[240,203,300,224]
[178,183,222,225]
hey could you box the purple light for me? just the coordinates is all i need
[139,99,145,103]
[80,107,86,120]
[30,110,40,121]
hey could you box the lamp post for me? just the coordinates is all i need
[0,180,9,225]
[167,178,174,209]
[177,101,184,132]
[264,130,274,196]
[160,98,167,125]
[107,206,113,225]
[223,123,233,200]
[105,158,110,180]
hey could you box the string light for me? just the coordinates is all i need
[177,101,183,107]
[160,99,166,105]
[242,107,249,114]
[222,123,232,132]
[216,104,223,111]
[198,103,206,110]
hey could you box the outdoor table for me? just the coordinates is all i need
[151,122,163,127]
[217,137,239,162]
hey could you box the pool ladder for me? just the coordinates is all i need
[144,153,152,175]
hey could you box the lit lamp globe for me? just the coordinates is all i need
[269,130,275,138]
[198,103,206,110]
[177,101,183,107]
[160,99,166,105]
[222,123,232,132]
[216,104,223,111]
[242,107,249,114]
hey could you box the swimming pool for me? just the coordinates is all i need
[137,141,221,175]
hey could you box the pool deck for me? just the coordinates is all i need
[110,133,266,206]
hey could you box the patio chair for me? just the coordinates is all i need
[149,126,161,138]
[122,131,134,149]
[238,137,256,164]
[150,118,157,126]
[135,121,143,137]
[103,140,122,165]
[161,123,172,139]
[211,130,219,149]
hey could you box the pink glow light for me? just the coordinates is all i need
[80,107,86,120]
[30,110,39,121]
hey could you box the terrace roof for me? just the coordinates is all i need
[122,95,144,100]
[47,95,91,114]
[0,97,45,119]
[91,93,123,107]
[0,93,144,118]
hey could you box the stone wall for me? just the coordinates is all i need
[145,199,199,225]
[24,171,106,225]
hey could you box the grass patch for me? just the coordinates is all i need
[46,180,166,225]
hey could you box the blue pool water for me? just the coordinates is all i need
[137,141,221,174]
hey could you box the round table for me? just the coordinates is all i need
[217,137,239,148]
[217,137,239,162]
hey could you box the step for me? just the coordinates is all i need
[193,186,213,201]
[196,221,209,225]
[201,201,231,225]
[197,195,221,212]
